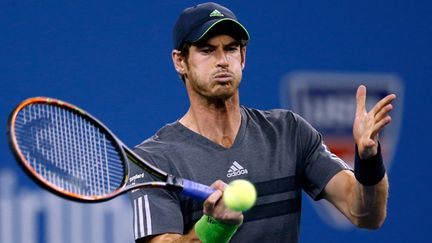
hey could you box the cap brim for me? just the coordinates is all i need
[189,18,250,44]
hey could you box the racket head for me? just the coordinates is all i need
[7,97,128,202]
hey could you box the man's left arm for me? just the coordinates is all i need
[323,85,396,229]
[323,170,388,229]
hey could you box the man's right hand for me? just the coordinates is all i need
[203,180,244,225]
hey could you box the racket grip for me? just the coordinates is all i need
[181,179,215,201]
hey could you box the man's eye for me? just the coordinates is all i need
[226,46,239,52]
[200,48,213,54]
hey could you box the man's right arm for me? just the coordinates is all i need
[140,180,243,243]
[141,231,199,243]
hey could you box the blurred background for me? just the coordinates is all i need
[1,1,431,242]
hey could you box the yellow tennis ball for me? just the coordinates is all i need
[223,179,257,212]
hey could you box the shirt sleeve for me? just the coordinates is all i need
[295,114,352,201]
[127,148,185,242]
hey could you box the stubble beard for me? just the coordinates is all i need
[187,70,241,102]
[198,77,240,102]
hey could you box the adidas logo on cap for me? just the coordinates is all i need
[227,161,248,178]
[209,9,224,17]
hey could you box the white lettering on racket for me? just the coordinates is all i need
[129,173,145,184]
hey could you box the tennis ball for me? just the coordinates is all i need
[223,179,257,212]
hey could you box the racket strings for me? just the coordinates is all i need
[14,104,125,197]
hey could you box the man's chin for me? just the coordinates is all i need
[211,89,237,100]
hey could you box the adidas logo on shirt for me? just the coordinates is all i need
[227,161,248,178]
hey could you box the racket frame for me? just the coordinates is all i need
[7,97,186,202]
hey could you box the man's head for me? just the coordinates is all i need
[172,2,250,85]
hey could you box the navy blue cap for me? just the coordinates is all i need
[172,2,250,50]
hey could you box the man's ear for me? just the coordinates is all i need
[172,50,186,74]
[241,47,247,70]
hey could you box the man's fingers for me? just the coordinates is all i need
[203,180,227,214]
[211,180,227,191]
[374,103,393,121]
[203,180,244,225]
[355,85,367,115]
[372,116,392,136]
[203,189,223,214]
[370,93,396,116]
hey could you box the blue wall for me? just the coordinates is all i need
[1,1,431,242]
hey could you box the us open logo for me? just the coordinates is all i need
[280,72,404,229]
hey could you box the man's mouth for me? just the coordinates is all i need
[214,73,232,82]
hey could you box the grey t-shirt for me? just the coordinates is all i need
[128,107,350,242]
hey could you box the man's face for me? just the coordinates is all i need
[183,34,245,100]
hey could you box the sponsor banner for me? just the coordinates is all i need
[280,71,404,228]
[0,169,133,243]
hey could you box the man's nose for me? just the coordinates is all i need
[215,49,229,68]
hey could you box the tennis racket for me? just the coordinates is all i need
[7,97,215,202]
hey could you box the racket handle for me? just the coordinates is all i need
[181,179,215,201]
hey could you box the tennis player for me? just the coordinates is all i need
[128,2,396,242]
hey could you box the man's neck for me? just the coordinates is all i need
[179,95,241,148]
